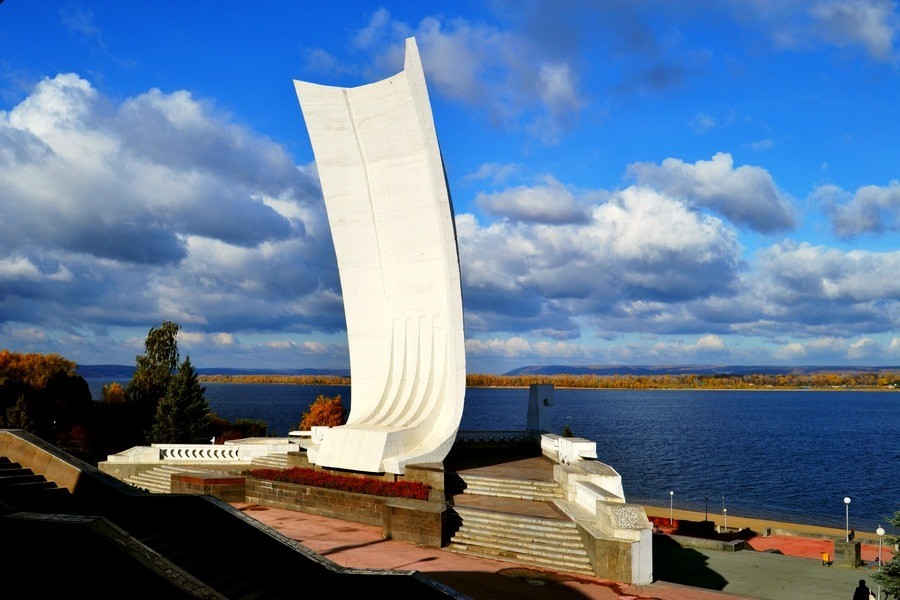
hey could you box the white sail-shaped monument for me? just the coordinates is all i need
[294,37,466,474]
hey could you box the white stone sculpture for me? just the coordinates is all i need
[294,37,466,474]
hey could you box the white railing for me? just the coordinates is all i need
[455,430,533,444]
[105,438,297,464]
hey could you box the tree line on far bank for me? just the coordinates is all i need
[201,371,900,390]
[466,372,899,389]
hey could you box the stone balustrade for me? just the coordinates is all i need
[104,438,297,464]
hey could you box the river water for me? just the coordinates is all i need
[86,379,899,534]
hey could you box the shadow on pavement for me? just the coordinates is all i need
[652,534,729,590]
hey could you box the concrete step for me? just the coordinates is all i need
[448,512,586,545]
[450,473,564,501]
[444,504,594,576]
[250,453,291,469]
[122,466,198,494]
[0,462,74,513]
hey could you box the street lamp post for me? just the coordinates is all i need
[877,526,885,600]
[669,491,674,526]
[844,497,851,542]
[724,508,727,532]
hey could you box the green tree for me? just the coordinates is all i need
[126,321,181,443]
[873,511,900,599]
[209,415,268,443]
[4,395,33,430]
[150,356,211,444]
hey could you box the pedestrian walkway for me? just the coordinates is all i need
[234,502,724,599]
[233,502,889,600]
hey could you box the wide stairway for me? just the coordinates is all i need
[443,449,596,576]
[0,456,76,512]
[0,449,460,599]
[120,452,291,493]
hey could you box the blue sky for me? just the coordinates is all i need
[1,1,898,374]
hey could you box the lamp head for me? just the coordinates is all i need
[877,527,885,537]
[844,497,851,505]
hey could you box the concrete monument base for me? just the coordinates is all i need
[833,539,861,567]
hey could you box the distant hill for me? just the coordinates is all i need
[503,364,899,376]
[76,363,897,380]
[76,365,351,379]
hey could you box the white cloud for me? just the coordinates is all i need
[0,74,346,362]
[690,112,717,134]
[810,0,898,61]
[347,9,588,145]
[774,342,806,359]
[463,162,525,186]
[817,180,900,238]
[848,336,880,358]
[474,175,588,223]
[890,337,900,355]
[626,153,796,232]
[695,334,725,351]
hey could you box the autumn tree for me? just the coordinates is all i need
[0,350,92,450]
[101,382,126,404]
[298,394,346,430]
[150,355,211,444]
[125,321,181,443]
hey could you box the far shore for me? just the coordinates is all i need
[196,374,898,392]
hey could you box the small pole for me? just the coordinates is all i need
[844,497,851,542]
[877,526,885,600]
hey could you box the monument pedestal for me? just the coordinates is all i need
[833,539,861,567]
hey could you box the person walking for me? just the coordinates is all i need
[852,578,873,600]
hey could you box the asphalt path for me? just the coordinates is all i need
[654,533,883,600]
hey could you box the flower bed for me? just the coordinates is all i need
[247,466,431,501]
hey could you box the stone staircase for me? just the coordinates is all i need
[0,456,75,513]
[444,465,596,576]
[249,452,291,469]
[111,448,598,577]
[120,452,292,494]
[121,465,200,494]
[0,443,459,599]
[448,470,565,501]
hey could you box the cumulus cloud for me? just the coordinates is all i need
[465,336,594,361]
[815,180,900,238]
[457,183,742,341]
[626,153,797,233]
[740,241,900,341]
[474,176,589,223]
[0,73,346,363]
[848,336,881,358]
[343,8,588,145]
[695,334,726,351]
[774,342,807,359]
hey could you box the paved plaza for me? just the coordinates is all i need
[237,502,889,600]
